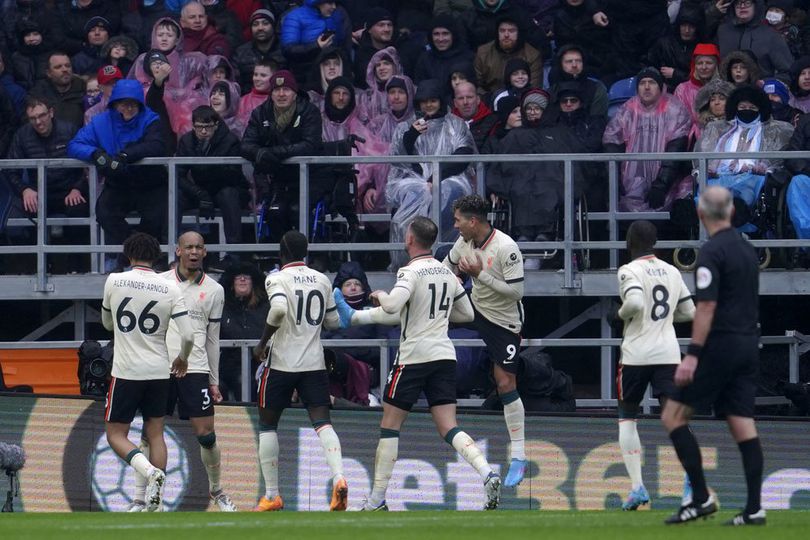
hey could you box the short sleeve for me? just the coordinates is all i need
[446,237,464,266]
[500,244,524,284]
[393,267,416,295]
[170,290,189,319]
[694,246,720,302]
[618,266,642,300]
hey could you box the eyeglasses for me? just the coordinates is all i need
[560,97,580,104]
[234,274,252,281]
[735,0,754,7]
[193,123,218,132]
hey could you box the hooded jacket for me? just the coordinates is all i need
[413,15,475,86]
[61,0,122,56]
[211,80,245,136]
[1,0,66,57]
[716,0,793,77]
[673,43,721,130]
[458,0,534,49]
[473,15,542,93]
[100,35,138,78]
[358,47,403,121]
[68,79,166,188]
[306,46,356,113]
[552,0,613,78]
[645,4,705,92]
[720,49,762,87]
[788,55,810,113]
[547,44,608,117]
[366,74,416,144]
[694,78,735,135]
[10,20,52,90]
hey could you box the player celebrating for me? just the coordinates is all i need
[252,231,348,512]
[662,187,765,525]
[335,216,502,511]
[442,194,527,487]
[102,233,193,512]
[615,221,695,510]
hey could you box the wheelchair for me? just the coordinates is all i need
[488,195,591,270]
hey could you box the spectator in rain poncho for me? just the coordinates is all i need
[128,17,208,137]
[673,43,721,132]
[306,46,357,115]
[366,75,416,144]
[204,54,237,87]
[358,46,403,122]
[210,80,244,136]
[386,78,475,269]
[694,84,793,230]
[602,67,692,212]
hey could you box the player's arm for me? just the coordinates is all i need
[374,269,414,314]
[461,246,524,300]
[101,278,114,331]
[617,267,643,320]
[441,239,463,275]
[205,287,224,392]
[254,282,287,361]
[449,287,474,323]
[674,282,696,322]
[171,294,194,377]
[352,307,402,326]
[322,281,341,330]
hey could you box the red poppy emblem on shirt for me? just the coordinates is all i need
[199,292,206,302]
[487,257,493,268]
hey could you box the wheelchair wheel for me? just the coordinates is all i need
[575,196,590,270]
[673,247,698,271]
[757,247,772,270]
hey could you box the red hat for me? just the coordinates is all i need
[270,70,298,93]
[97,64,123,86]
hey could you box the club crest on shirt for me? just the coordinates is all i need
[487,256,493,268]
[696,266,712,289]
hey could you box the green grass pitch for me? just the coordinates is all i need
[2,511,809,540]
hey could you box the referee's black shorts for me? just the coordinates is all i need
[673,333,759,418]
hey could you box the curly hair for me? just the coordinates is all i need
[452,194,489,222]
[123,232,162,264]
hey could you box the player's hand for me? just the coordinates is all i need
[369,290,384,306]
[209,384,223,403]
[458,254,483,278]
[171,356,189,378]
[253,344,267,364]
[675,354,698,387]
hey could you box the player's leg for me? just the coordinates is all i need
[254,368,292,511]
[141,414,168,512]
[363,402,409,511]
[493,363,526,486]
[300,369,348,511]
[128,430,149,511]
[617,365,650,510]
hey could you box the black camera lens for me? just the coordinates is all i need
[89,358,107,378]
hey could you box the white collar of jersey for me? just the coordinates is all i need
[175,266,205,284]
[281,261,307,270]
[407,253,434,265]
[132,265,155,273]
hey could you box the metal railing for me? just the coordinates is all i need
[1,332,806,413]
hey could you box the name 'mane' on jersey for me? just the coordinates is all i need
[102,266,189,380]
[394,255,468,365]
[618,256,692,365]
[265,262,337,372]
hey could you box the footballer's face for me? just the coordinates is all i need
[176,232,206,272]
[453,209,477,241]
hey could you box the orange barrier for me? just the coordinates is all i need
[0,349,80,395]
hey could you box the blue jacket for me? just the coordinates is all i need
[0,73,26,119]
[68,79,166,187]
[280,0,345,50]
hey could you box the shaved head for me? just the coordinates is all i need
[178,230,205,246]
[698,186,734,222]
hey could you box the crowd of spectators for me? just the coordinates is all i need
[3,0,810,274]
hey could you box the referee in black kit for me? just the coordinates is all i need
[661,186,765,526]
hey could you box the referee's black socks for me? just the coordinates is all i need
[669,425,709,505]
[738,437,763,514]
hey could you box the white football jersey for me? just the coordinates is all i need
[618,256,693,366]
[161,269,224,380]
[445,227,524,333]
[393,254,468,365]
[265,262,338,372]
[102,266,189,380]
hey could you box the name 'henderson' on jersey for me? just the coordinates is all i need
[264,262,339,372]
[618,256,694,366]
[393,254,468,365]
[102,266,189,380]
[444,228,524,333]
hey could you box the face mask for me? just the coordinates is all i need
[736,109,760,124]
[343,291,366,309]
[766,10,784,25]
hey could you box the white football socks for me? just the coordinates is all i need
[369,431,399,507]
[448,429,492,480]
[315,424,344,482]
[200,443,222,494]
[619,420,644,490]
[133,439,150,502]
[502,391,526,460]
[259,431,280,499]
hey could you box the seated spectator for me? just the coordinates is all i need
[452,80,498,150]
[205,55,237,87]
[10,21,52,90]
[129,17,209,137]
[720,49,761,88]
[200,0,243,53]
[673,43,721,130]
[789,56,810,113]
[280,0,350,86]
[237,59,273,132]
[210,80,245,136]
[358,46,403,120]
[83,74,101,111]
[61,0,122,56]
[473,16,542,94]
[120,1,174,52]
[459,0,539,51]
[386,79,475,268]
[232,8,285,95]
[71,16,112,76]
[714,0,793,77]
[177,105,249,268]
[413,15,474,86]
[489,58,532,105]
[366,74,415,143]
[763,77,802,126]
[480,94,521,154]
[1,0,67,58]
[240,70,327,242]
[67,79,168,271]
[602,67,692,211]
[541,82,606,154]
[694,84,793,229]
[218,261,269,401]
[179,0,230,57]
[352,7,397,90]
[552,0,614,82]
[306,46,356,114]
[693,78,735,139]
[547,44,608,117]
[0,52,26,117]
[99,35,138,80]
[520,88,549,128]
[84,64,123,124]
[30,51,87,127]
[646,3,704,93]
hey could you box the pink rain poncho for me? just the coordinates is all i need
[128,18,210,137]
[673,43,721,141]
[603,93,693,211]
[366,75,416,144]
[210,80,245,137]
[237,88,269,133]
[358,47,403,121]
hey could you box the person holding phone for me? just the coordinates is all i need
[280,0,349,85]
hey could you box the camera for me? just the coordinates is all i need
[77,340,114,396]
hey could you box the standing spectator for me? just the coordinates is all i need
[452,81,498,150]
[646,3,705,93]
[10,21,52,90]
[67,79,168,271]
[552,0,614,81]
[218,262,269,402]
[602,67,692,212]
[85,64,123,124]
[358,46,403,120]
[0,51,26,117]
[720,50,762,87]
[352,7,396,89]
[210,80,245,136]
[176,105,249,267]
[71,16,113,76]
[30,52,87,127]
[547,44,608,117]
[413,15,474,87]
[789,55,810,112]
[179,1,230,57]
[715,0,793,77]
[280,0,350,86]
[200,0,243,52]
[674,43,721,130]
[240,70,326,241]
[236,59,273,132]
[473,16,542,94]
[100,35,138,80]
[61,0,122,56]
[306,46,356,113]
[232,9,285,95]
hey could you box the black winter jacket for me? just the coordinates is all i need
[232,39,286,95]
[176,122,247,196]
[0,86,19,158]
[5,119,82,197]
[30,76,86,128]
[59,0,122,56]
